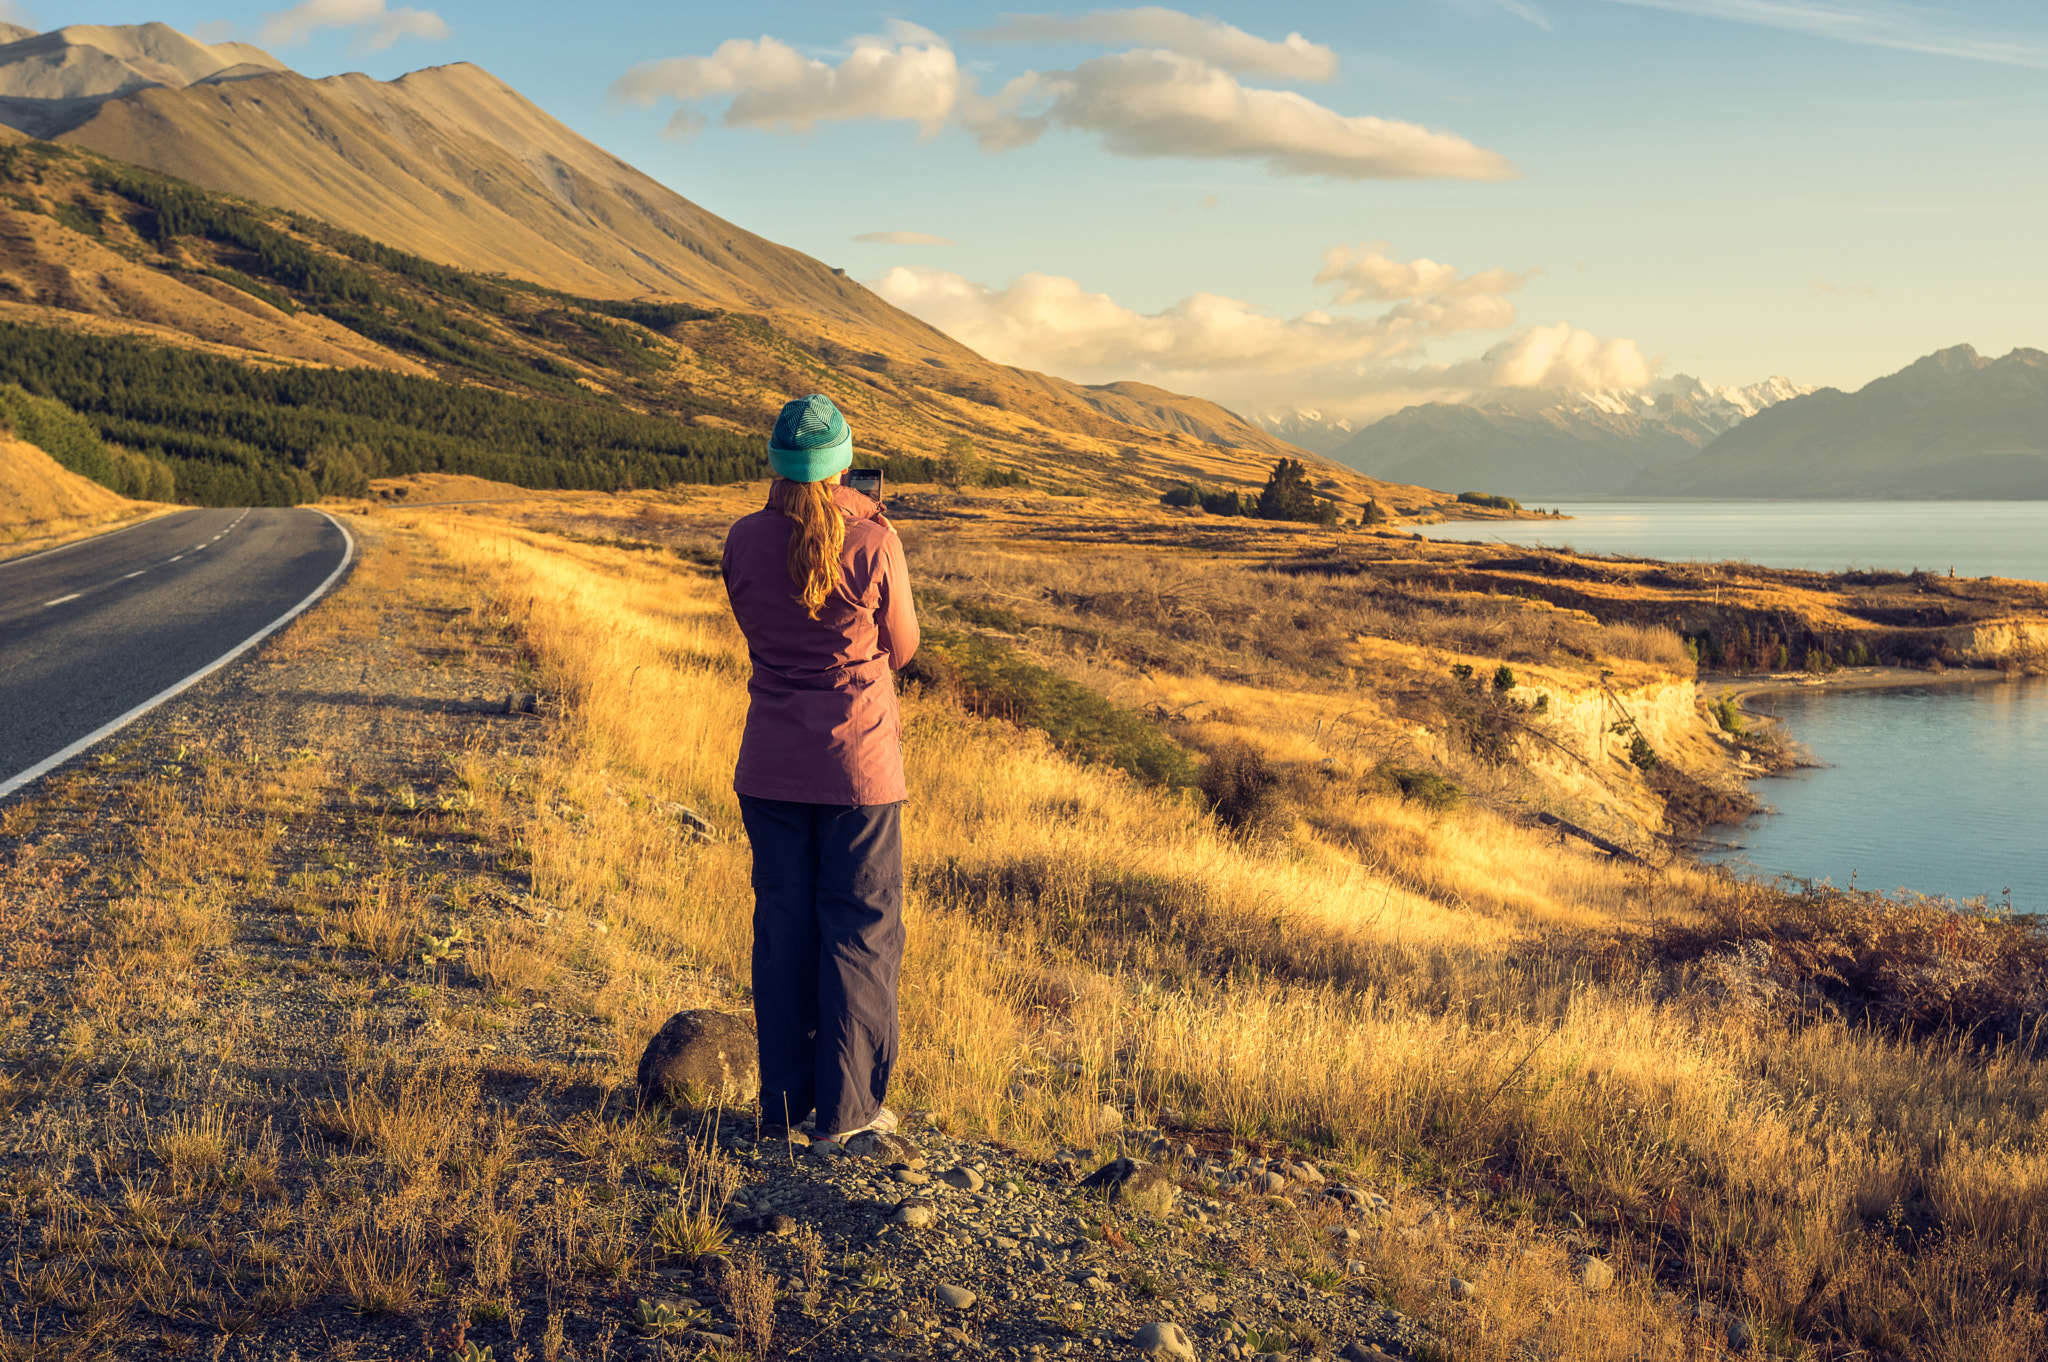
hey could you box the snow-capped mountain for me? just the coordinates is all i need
[1287,374,1813,498]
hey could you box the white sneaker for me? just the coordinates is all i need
[824,1106,899,1143]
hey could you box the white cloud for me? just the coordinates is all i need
[1315,243,1534,305]
[970,49,1515,179]
[258,0,450,51]
[866,250,1656,421]
[1599,0,2048,68]
[1469,322,1659,390]
[613,22,1511,181]
[867,245,1524,389]
[966,7,1338,81]
[611,23,961,138]
[854,231,955,245]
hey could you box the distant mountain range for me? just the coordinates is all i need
[1628,345,2048,498]
[1278,376,1810,498]
[0,20,1457,512]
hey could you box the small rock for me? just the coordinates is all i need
[1080,1156,1180,1217]
[1192,1293,1219,1313]
[1132,1320,1196,1361]
[893,1168,931,1185]
[1728,1318,1756,1352]
[941,1166,984,1191]
[680,1331,737,1353]
[635,1010,758,1108]
[891,1201,936,1229]
[1447,1276,1477,1300]
[1096,1103,1125,1132]
[742,1213,797,1237]
[935,1283,976,1310]
[1287,1161,1325,1184]
[1339,1344,1401,1362]
[1333,1226,1362,1245]
[1577,1256,1615,1292]
[1252,1171,1291,1196]
[846,1131,914,1162]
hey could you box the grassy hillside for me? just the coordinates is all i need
[0,136,1454,513]
[0,431,163,558]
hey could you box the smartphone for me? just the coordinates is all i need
[845,468,884,502]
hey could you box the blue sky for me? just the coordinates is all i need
[35,0,2048,420]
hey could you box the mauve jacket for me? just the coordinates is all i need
[722,481,920,805]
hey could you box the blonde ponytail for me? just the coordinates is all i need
[783,480,847,618]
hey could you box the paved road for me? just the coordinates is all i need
[0,508,353,796]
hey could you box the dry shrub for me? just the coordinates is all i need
[312,1062,479,1175]
[325,1211,429,1315]
[1200,741,1281,834]
[323,878,427,964]
[469,930,558,994]
[1652,879,2048,1044]
[1597,620,1694,670]
[150,1107,233,1187]
[711,1251,776,1360]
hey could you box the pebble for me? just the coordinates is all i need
[893,1168,931,1185]
[1447,1276,1476,1300]
[1577,1256,1616,1292]
[1728,1318,1756,1352]
[941,1165,985,1191]
[936,1283,976,1309]
[1133,1320,1196,1361]
[891,1202,936,1228]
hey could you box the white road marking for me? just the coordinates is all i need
[168,555,184,562]
[124,571,146,579]
[0,511,357,800]
[44,594,81,606]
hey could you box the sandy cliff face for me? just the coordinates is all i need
[1942,619,2048,665]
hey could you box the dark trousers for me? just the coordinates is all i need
[737,795,903,1136]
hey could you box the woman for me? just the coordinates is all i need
[721,393,918,1142]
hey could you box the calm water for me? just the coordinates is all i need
[1414,500,2048,583]
[1412,501,2048,908]
[1701,678,2048,912]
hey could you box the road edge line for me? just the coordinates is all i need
[0,509,357,800]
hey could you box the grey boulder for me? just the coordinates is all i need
[636,1010,758,1108]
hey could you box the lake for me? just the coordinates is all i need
[1412,500,2048,583]
[1700,676,2048,913]
[1414,501,2048,910]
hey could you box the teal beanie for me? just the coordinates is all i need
[768,393,854,482]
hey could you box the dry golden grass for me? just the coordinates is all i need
[384,497,2048,1360]
[0,436,168,559]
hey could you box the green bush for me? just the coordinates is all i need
[1455,491,1522,511]
[1255,458,1340,525]
[1369,763,1465,814]
[1712,693,1745,735]
[903,629,1195,787]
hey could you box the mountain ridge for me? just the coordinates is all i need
[1630,345,2048,498]
[1313,374,1812,498]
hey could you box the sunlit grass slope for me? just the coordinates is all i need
[409,503,2048,1360]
